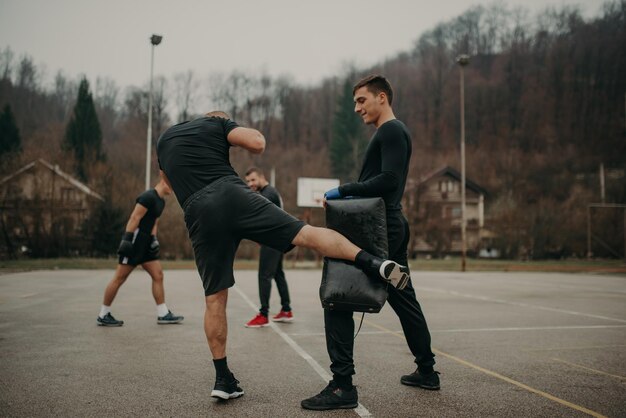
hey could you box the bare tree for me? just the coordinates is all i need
[173,70,199,122]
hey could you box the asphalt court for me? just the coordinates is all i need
[0,268,624,417]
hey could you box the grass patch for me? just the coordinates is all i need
[410,257,626,274]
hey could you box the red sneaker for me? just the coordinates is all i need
[245,313,269,328]
[272,310,293,322]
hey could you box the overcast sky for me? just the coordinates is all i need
[0,0,607,89]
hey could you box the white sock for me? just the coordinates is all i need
[157,303,169,317]
[99,305,111,319]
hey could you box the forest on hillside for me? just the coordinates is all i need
[0,1,624,259]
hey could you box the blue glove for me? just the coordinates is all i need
[324,188,342,200]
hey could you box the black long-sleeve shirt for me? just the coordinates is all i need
[338,119,412,212]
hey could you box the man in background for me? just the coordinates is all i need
[244,167,293,327]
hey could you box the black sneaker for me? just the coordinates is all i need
[301,380,358,411]
[211,374,244,400]
[400,369,440,390]
[379,260,410,290]
[97,313,124,327]
[157,311,184,324]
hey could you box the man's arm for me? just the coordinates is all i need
[338,125,407,197]
[151,218,158,236]
[124,204,148,232]
[160,170,172,190]
[117,203,148,256]
[227,127,266,154]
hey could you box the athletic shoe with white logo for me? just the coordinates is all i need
[211,374,244,400]
[379,260,410,290]
[245,313,269,328]
[271,310,293,322]
[97,313,124,327]
[157,311,184,324]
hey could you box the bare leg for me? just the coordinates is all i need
[103,264,135,306]
[292,225,410,289]
[141,260,165,305]
[291,225,360,261]
[205,289,228,359]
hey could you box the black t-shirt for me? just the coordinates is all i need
[136,189,165,234]
[260,184,282,208]
[157,116,240,205]
[338,119,412,211]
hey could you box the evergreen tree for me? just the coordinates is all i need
[63,78,104,181]
[329,79,367,183]
[87,199,126,257]
[0,104,21,158]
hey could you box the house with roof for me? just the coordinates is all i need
[405,165,494,257]
[0,159,104,258]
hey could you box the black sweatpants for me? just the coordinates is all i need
[324,212,436,380]
[258,245,291,315]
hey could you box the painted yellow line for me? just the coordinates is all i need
[363,319,607,418]
[552,358,626,380]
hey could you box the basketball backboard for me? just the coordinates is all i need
[297,177,340,208]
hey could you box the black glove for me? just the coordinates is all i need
[148,235,160,258]
[117,232,134,257]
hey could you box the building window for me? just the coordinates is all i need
[61,188,76,203]
[439,180,457,193]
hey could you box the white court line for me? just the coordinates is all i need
[288,324,626,336]
[415,286,626,323]
[232,285,372,418]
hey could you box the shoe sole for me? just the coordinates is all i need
[301,402,358,411]
[400,379,440,390]
[272,317,293,322]
[157,319,184,324]
[244,323,269,328]
[211,389,244,400]
[97,322,123,327]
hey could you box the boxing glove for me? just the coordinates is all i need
[117,232,134,257]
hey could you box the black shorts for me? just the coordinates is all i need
[183,176,305,296]
[118,230,158,266]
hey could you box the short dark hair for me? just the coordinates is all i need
[352,75,394,105]
[245,166,264,177]
[206,110,230,119]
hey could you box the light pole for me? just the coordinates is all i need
[146,34,163,191]
[456,54,469,272]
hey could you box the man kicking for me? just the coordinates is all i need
[156,111,410,401]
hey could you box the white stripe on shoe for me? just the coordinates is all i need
[379,261,410,290]
[210,389,244,400]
